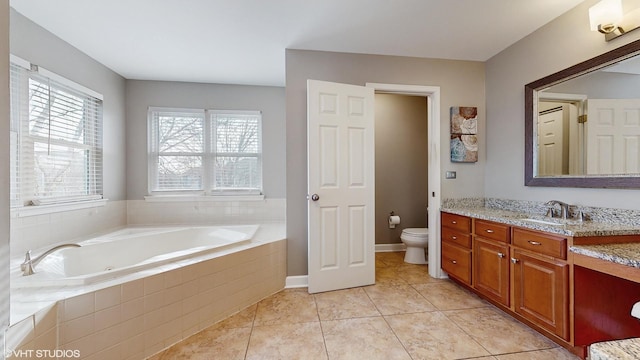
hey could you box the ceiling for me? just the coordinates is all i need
[10,0,587,87]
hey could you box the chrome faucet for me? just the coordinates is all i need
[545,200,570,220]
[20,244,81,276]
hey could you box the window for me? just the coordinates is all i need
[148,108,262,195]
[10,58,103,207]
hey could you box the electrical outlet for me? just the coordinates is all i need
[445,171,457,179]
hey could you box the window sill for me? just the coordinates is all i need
[144,194,265,202]
[11,199,108,218]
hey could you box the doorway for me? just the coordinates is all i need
[366,83,443,279]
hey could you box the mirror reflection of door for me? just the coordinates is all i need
[587,99,640,175]
[537,97,584,176]
[538,106,565,176]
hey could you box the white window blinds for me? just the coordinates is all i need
[148,108,262,195]
[10,60,103,207]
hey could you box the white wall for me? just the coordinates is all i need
[485,0,640,210]
[286,49,485,275]
[125,80,286,200]
[1,0,11,353]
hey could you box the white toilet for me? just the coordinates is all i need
[401,228,429,264]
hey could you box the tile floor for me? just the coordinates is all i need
[149,251,580,359]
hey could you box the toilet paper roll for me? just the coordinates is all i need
[389,215,401,229]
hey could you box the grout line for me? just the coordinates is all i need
[243,303,260,359]
[311,293,331,360]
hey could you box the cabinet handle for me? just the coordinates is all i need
[498,252,505,258]
[485,229,495,233]
[451,236,457,240]
[451,260,457,264]
[451,220,457,224]
[511,258,519,264]
[527,240,542,246]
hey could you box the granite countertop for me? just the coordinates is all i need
[441,206,640,237]
[570,243,640,269]
[590,338,640,360]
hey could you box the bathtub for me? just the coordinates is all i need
[11,224,259,288]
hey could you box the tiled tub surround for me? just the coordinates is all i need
[441,198,640,237]
[127,198,286,226]
[7,223,286,360]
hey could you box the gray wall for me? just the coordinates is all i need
[485,0,640,210]
[375,94,428,244]
[10,8,127,201]
[125,80,286,199]
[1,0,10,348]
[286,49,485,276]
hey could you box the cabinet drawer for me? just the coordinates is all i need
[442,227,471,248]
[474,219,510,243]
[512,228,567,259]
[441,212,471,233]
[442,242,471,285]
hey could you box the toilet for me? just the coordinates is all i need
[400,228,429,264]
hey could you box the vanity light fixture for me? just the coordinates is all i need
[589,0,640,41]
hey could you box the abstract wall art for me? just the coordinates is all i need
[450,106,478,163]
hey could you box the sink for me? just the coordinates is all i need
[520,218,564,226]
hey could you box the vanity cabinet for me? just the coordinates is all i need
[441,212,472,285]
[473,220,510,306]
[440,212,571,344]
[511,229,569,340]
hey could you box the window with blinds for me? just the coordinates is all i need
[10,60,103,207]
[148,108,262,195]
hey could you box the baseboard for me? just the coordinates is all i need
[285,275,308,289]
[375,243,406,252]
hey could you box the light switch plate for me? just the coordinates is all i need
[445,171,457,179]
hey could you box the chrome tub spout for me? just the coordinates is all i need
[20,243,81,276]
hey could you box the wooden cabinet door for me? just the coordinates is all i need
[442,241,472,285]
[512,249,569,340]
[473,237,509,306]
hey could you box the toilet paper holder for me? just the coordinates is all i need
[389,211,401,229]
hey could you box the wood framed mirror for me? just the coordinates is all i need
[525,38,640,188]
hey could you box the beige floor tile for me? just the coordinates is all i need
[153,326,251,360]
[495,347,580,360]
[374,266,409,285]
[213,303,257,330]
[413,280,488,310]
[364,284,436,315]
[253,289,319,326]
[386,312,491,360]
[322,317,411,360]
[246,322,327,360]
[375,252,406,266]
[314,288,380,320]
[445,307,556,355]
[395,264,438,284]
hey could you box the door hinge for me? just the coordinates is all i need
[578,114,587,123]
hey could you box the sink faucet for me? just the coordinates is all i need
[545,200,570,220]
[20,243,81,276]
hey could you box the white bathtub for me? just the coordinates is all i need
[11,225,259,288]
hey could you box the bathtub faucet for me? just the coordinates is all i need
[20,243,81,276]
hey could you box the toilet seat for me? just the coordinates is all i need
[401,228,428,239]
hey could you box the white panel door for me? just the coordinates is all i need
[587,99,640,174]
[307,79,375,294]
[538,109,564,175]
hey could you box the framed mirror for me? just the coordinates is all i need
[525,38,640,188]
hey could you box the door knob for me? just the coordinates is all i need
[310,194,320,201]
